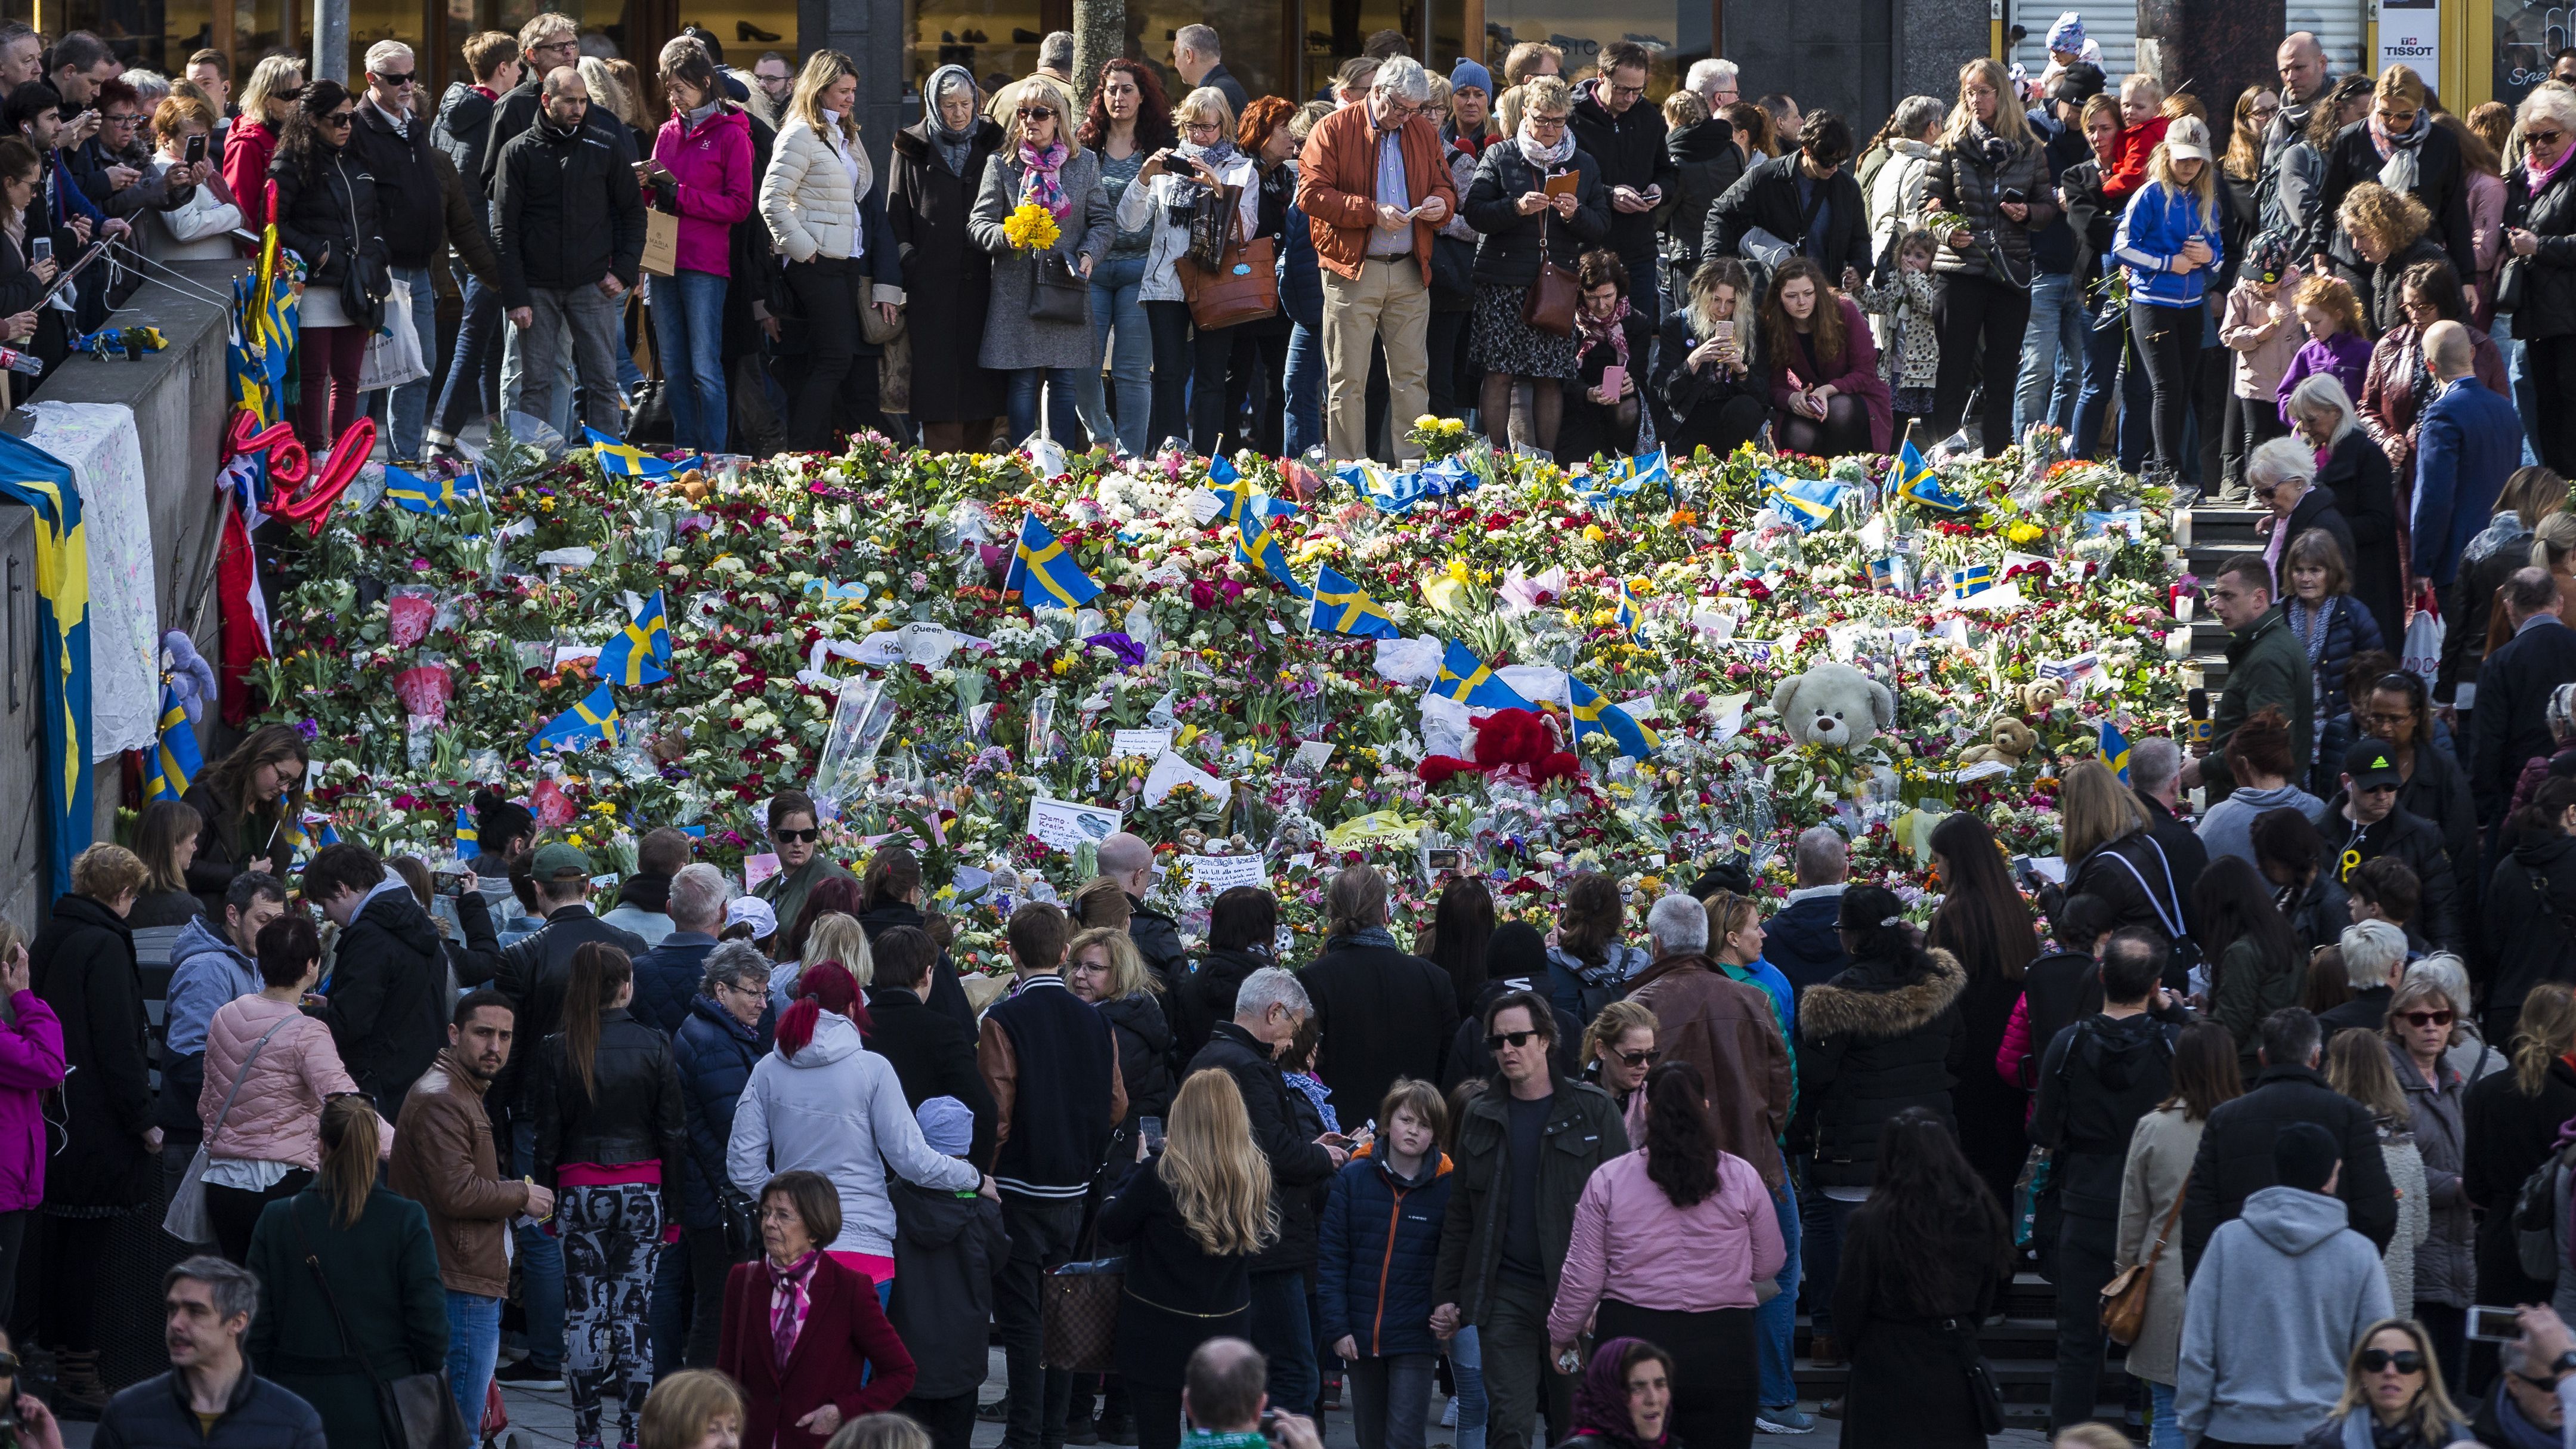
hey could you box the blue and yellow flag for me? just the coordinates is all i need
[1235,514,1313,599]
[454,807,480,861]
[1433,641,1535,711]
[279,811,339,862]
[2099,719,2132,783]
[383,465,483,515]
[531,681,621,755]
[1950,564,1996,601]
[1762,471,1850,532]
[1613,580,1643,640]
[597,590,673,686]
[1343,461,1424,514]
[584,427,697,480]
[1310,566,1400,639]
[1569,676,1661,760]
[1610,446,1669,490]
[0,434,91,899]
[1004,511,1104,609]
[144,686,200,802]
[1205,458,1299,525]
[1892,440,1975,513]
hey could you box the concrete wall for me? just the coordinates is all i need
[0,258,245,932]
[1725,0,1988,138]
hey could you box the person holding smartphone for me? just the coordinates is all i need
[1648,255,1765,455]
[145,94,242,261]
[1119,85,1259,454]
[1557,249,1651,462]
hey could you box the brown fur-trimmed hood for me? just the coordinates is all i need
[1797,948,1967,1042]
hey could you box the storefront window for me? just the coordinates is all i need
[1481,0,1702,97]
[2494,0,2569,110]
[1127,1,1288,107]
[53,0,221,74]
[906,0,1053,107]
[1302,0,1418,97]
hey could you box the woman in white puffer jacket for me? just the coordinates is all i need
[1119,85,1258,455]
[758,49,905,455]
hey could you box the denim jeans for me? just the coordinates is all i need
[2148,1379,2182,1449]
[1448,1324,1487,1449]
[1798,1188,1861,1336]
[1285,321,1325,457]
[2070,295,2150,468]
[1006,368,1084,448]
[649,1224,691,1379]
[1755,1180,1802,1409]
[1090,253,1152,454]
[435,271,503,440]
[2498,311,2542,466]
[1250,1269,1319,1416]
[370,264,438,460]
[511,1120,566,1371]
[2014,268,2086,441]
[447,1290,501,1433]
[1347,1352,1438,1449]
[651,270,730,454]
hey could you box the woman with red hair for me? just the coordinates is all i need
[724,960,988,1286]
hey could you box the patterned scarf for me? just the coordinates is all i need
[2368,107,2429,194]
[1179,135,1239,171]
[1576,295,1633,373]
[1517,117,1578,170]
[1020,140,1072,218]
[766,1249,823,1368]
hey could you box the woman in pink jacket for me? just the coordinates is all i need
[0,921,66,1326]
[198,913,369,1264]
[641,39,756,456]
[1547,1060,1785,1449]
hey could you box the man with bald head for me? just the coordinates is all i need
[1097,831,1188,985]
[1179,1339,1324,1449]
[491,64,643,433]
[2257,32,2334,233]
[1763,825,1852,995]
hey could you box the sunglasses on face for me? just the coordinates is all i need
[2531,128,2569,146]
[2399,1009,2454,1028]
[373,71,415,86]
[1485,1028,1542,1051]
[2358,1349,2426,1374]
[773,828,820,844]
[1018,106,1056,120]
[1613,1047,1657,1068]
[322,110,355,127]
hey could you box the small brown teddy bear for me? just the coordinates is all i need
[2015,679,2066,715]
[1957,717,2039,768]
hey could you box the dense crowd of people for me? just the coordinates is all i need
[2,15,2572,492]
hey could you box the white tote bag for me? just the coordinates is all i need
[359,282,428,393]
[2402,588,2445,690]
[162,1014,294,1244]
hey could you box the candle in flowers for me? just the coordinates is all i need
[2173,592,2195,622]
[2164,629,2192,659]
[2172,509,2192,548]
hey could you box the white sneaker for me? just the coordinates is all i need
[1441,1398,1459,1428]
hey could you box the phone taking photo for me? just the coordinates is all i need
[185,132,208,166]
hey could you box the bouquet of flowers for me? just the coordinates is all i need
[1003,202,1061,253]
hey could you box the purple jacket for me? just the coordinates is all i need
[0,990,67,1212]
[651,105,755,279]
[2277,330,2374,427]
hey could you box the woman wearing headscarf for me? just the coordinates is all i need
[890,64,1007,452]
[1553,1338,1676,1449]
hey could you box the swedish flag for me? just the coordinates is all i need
[1610,446,1669,490]
[531,681,621,755]
[383,465,483,515]
[144,686,200,802]
[454,807,480,861]
[1235,514,1314,598]
[0,433,92,899]
[1570,676,1660,760]
[1343,461,1424,514]
[1613,580,1642,640]
[1433,641,1535,711]
[1763,471,1850,532]
[1004,512,1104,609]
[1892,440,1975,514]
[1950,564,1997,601]
[584,427,698,480]
[1310,566,1399,639]
[598,590,673,687]
[2099,719,2132,784]
[278,810,339,863]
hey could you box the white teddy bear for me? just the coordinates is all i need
[1770,662,1897,750]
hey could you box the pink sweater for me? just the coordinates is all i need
[199,994,363,1168]
[2220,268,2305,400]
[1547,1147,1785,1342]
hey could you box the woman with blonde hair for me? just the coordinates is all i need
[2304,65,2477,310]
[579,55,648,150]
[2339,182,2450,333]
[1919,56,2055,458]
[1068,925,1174,1157]
[2062,760,2190,950]
[1100,1068,1275,1449]
[1121,84,1258,452]
[221,52,304,237]
[638,1368,747,1449]
[2115,115,2225,479]
[2297,1318,2468,1448]
[2325,1025,2431,1312]
[2382,972,2473,1378]
[826,1416,934,1449]
[2464,982,2576,1343]
[970,73,1113,445]
[760,49,905,451]
[1579,997,1659,1129]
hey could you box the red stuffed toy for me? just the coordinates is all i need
[1417,707,1582,786]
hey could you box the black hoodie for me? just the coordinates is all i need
[2031,1012,2180,1218]
[1659,117,1743,268]
[2484,830,2576,1025]
[888,1176,1010,1398]
[1569,78,1678,261]
[324,885,452,1117]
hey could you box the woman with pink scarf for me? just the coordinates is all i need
[969,76,1115,446]
[2504,82,2576,474]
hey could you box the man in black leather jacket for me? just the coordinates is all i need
[2182,1006,2398,1272]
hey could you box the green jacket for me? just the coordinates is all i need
[246,1187,449,1449]
[2203,606,2313,795]
[755,851,857,948]
[1430,1074,1630,1322]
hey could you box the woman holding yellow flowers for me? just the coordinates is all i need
[971,75,1115,445]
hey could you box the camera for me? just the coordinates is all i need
[433,870,466,897]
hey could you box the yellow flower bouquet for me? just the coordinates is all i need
[1003,202,1062,253]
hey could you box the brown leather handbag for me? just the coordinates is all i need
[1521,214,1578,337]
[1181,236,1281,330]
[2099,1167,2188,1345]
[1040,1253,1125,1374]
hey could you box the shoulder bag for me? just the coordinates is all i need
[1522,191,1580,338]
[1029,249,1088,323]
[162,1012,298,1244]
[1040,1200,1125,1374]
[291,1196,471,1449]
[1940,1314,2007,1436]
[1182,236,1281,330]
[2099,1166,2190,1345]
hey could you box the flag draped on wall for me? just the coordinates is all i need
[0,433,93,900]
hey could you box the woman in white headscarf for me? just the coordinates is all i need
[889,63,1009,451]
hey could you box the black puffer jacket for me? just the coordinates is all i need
[1188,1022,1336,1274]
[324,886,450,1116]
[268,141,384,290]
[1099,991,1176,1126]
[1127,901,1189,988]
[2484,829,2576,1025]
[2301,118,2478,291]
[1649,308,1766,453]
[2321,800,2466,954]
[32,894,153,1210]
[2071,832,2194,949]
[433,82,497,211]
[853,901,976,1033]
[1790,947,1969,1190]
[492,115,646,306]
[347,101,446,270]
[2032,1012,2179,1218]
[1170,946,1269,1064]
[1567,79,1676,261]
[1918,128,2057,280]
[1464,142,1610,286]
[1659,118,1743,270]
[2506,155,2576,342]
[1705,150,1872,279]
[2181,1062,2399,1271]
[531,1006,687,1221]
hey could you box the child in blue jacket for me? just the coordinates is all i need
[2113,113,2226,480]
[1316,1077,1454,1449]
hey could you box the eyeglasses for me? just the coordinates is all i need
[2530,128,2568,146]
[1609,83,1647,100]
[1529,114,1570,131]
[1017,106,1056,120]
[772,828,820,844]
[1378,100,1428,121]
[1184,121,1223,134]
[1613,1047,1657,1067]
[373,71,415,86]
[1485,1028,1542,1051]
[321,110,356,128]
[102,112,138,126]
[2398,1009,2455,1028]
[2358,1349,2426,1374]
